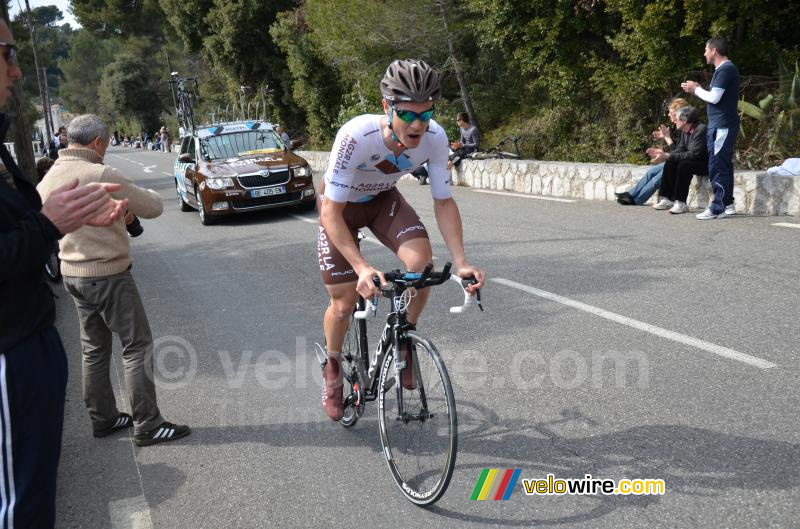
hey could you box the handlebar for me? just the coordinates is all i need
[353,262,483,319]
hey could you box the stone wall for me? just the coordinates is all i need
[297,151,800,216]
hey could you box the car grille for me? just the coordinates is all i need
[230,191,303,210]
[237,169,290,188]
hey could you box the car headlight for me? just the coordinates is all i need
[206,177,234,190]
[293,165,312,177]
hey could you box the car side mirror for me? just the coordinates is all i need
[178,153,195,163]
[290,139,303,150]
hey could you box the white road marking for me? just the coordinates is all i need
[772,222,800,230]
[492,277,777,370]
[472,190,576,203]
[109,496,153,529]
[288,215,397,248]
[143,165,156,173]
[161,171,172,176]
[289,214,316,225]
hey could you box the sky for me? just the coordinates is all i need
[8,0,81,28]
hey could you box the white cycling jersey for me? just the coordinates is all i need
[323,114,452,203]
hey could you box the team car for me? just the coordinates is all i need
[173,121,316,225]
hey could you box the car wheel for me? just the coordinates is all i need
[196,186,215,225]
[177,181,192,212]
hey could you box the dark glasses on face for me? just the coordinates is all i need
[0,43,17,66]
[393,104,435,123]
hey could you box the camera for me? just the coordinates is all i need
[125,212,143,237]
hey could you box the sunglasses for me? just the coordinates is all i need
[392,104,435,123]
[0,42,17,66]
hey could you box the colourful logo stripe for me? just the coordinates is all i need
[470,469,490,500]
[486,469,504,499]
[500,469,522,500]
[477,469,498,500]
[493,469,515,500]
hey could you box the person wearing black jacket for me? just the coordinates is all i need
[651,106,709,214]
[0,19,127,529]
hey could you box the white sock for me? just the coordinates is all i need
[327,350,341,360]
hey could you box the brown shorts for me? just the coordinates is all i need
[317,185,429,285]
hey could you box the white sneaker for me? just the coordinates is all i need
[653,198,675,210]
[696,208,726,220]
[669,201,688,214]
[724,204,736,215]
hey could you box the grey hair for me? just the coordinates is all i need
[675,106,699,124]
[67,114,110,146]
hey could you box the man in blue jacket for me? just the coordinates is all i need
[0,19,126,529]
[681,37,740,219]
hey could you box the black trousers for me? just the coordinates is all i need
[658,158,708,203]
[0,326,68,529]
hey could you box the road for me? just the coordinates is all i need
[54,146,800,528]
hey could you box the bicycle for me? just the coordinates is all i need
[168,72,198,134]
[470,135,522,160]
[316,261,483,506]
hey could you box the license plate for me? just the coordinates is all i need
[251,186,285,198]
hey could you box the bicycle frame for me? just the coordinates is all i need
[346,289,427,419]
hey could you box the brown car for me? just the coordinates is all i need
[173,121,316,225]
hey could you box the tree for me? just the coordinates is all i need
[99,54,166,132]
[271,6,343,146]
[58,30,115,113]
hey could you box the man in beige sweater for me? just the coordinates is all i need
[38,114,190,446]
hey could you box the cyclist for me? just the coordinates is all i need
[318,59,485,421]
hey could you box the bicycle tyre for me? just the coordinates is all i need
[378,331,457,506]
[340,302,367,428]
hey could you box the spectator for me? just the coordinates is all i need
[36,156,55,179]
[48,130,68,160]
[650,106,709,214]
[447,112,481,169]
[682,37,740,219]
[276,124,291,145]
[1,19,127,528]
[160,126,170,153]
[615,98,689,205]
[36,114,191,447]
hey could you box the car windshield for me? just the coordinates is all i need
[200,131,285,160]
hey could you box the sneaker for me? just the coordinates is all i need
[93,412,132,438]
[321,356,344,421]
[696,208,726,220]
[653,198,674,210]
[725,204,736,215]
[134,421,190,446]
[615,192,635,205]
[669,201,688,214]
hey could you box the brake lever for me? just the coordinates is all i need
[449,275,484,313]
[353,296,379,320]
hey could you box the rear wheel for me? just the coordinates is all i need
[378,331,457,506]
[177,181,192,211]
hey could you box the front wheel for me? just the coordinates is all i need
[196,186,215,225]
[378,331,457,506]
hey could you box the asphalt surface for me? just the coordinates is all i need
[53,146,800,528]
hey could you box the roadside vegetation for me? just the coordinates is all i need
[9,0,800,168]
